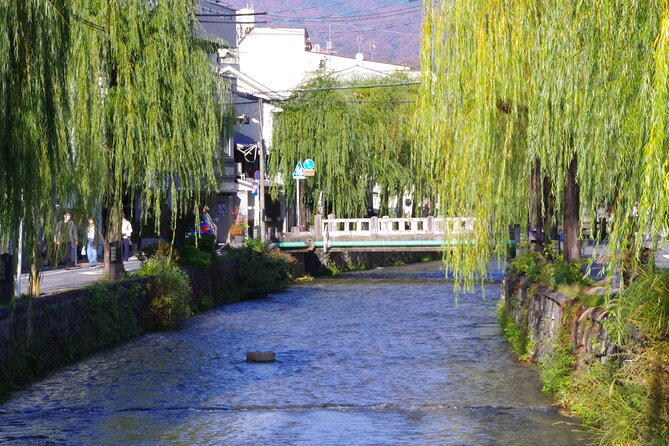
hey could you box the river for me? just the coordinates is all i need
[0,261,589,445]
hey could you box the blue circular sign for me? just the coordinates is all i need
[303,159,315,170]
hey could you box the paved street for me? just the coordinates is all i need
[17,258,141,296]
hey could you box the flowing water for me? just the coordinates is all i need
[0,261,589,445]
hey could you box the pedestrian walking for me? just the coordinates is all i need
[122,215,133,261]
[86,218,102,268]
[55,211,78,269]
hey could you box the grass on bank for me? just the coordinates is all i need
[501,260,669,445]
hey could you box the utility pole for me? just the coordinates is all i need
[258,97,266,242]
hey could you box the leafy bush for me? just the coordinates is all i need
[546,258,583,286]
[135,256,193,329]
[177,244,214,270]
[223,243,298,297]
[509,247,545,281]
[191,233,217,252]
[141,241,179,263]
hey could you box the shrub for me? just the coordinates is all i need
[223,243,298,298]
[509,247,545,281]
[177,244,214,270]
[141,241,179,263]
[135,256,193,329]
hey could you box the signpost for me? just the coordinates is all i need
[293,162,306,229]
[303,158,315,176]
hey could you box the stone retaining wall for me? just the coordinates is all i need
[0,278,151,394]
[503,273,616,369]
[290,250,441,275]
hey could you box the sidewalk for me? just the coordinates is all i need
[18,257,141,296]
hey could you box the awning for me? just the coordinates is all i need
[234,131,257,147]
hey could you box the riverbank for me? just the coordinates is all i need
[501,271,669,445]
[0,242,444,400]
[0,242,297,399]
[0,261,586,445]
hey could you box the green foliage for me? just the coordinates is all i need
[546,258,583,287]
[0,340,46,399]
[68,0,231,238]
[136,256,193,329]
[571,291,605,309]
[509,249,545,281]
[141,241,178,262]
[539,323,575,401]
[416,1,669,287]
[270,74,419,217]
[192,233,217,253]
[608,270,669,345]
[570,345,669,446]
[177,244,214,270]
[88,283,142,347]
[546,270,669,445]
[200,294,215,311]
[510,246,591,287]
[223,244,298,298]
[497,300,533,361]
[244,237,265,253]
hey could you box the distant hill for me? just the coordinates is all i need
[210,0,422,68]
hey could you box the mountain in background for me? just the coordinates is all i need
[206,0,422,68]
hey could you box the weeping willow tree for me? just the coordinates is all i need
[68,0,230,278]
[415,0,669,287]
[270,74,420,220]
[0,0,229,293]
[0,0,74,296]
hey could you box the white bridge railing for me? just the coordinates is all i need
[311,216,476,238]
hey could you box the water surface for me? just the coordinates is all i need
[0,261,588,445]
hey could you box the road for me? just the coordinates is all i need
[18,258,141,296]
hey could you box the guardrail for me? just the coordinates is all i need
[277,216,477,250]
[313,216,475,237]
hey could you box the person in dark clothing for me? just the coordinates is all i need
[55,211,79,269]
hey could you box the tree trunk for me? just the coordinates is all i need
[29,244,40,296]
[563,154,581,262]
[529,156,543,249]
[102,163,125,280]
[542,175,559,255]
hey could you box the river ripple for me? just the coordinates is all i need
[0,261,589,445]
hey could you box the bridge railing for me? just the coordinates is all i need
[314,216,476,237]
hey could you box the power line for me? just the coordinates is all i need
[283,98,415,104]
[271,0,418,20]
[267,5,421,24]
[195,12,267,17]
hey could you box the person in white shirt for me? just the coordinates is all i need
[122,215,133,261]
[86,218,102,268]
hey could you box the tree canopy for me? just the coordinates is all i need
[270,74,419,218]
[1,0,230,288]
[414,0,669,286]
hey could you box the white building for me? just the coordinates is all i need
[197,3,416,242]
